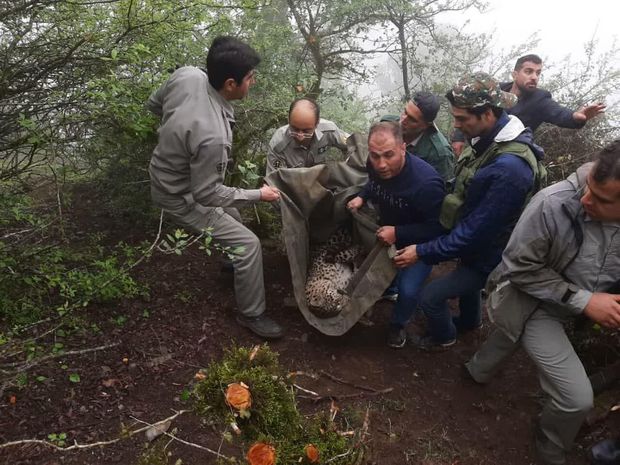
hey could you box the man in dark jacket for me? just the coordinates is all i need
[451,54,606,156]
[393,72,545,349]
[347,122,445,348]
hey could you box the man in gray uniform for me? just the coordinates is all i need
[147,36,284,339]
[465,141,620,464]
[266,98,349,175]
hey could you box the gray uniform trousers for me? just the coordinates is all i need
[467,307,593,459]
[166,204,266,318]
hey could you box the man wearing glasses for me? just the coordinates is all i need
[266,98,349,175]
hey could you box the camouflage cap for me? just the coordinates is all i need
[447,72,517,109]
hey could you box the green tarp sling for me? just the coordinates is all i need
[265,133,397,336]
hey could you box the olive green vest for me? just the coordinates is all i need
[440,140,547,230]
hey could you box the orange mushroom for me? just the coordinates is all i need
[305,443,320,463]
[247,442,276,465]
[225,382,252,411]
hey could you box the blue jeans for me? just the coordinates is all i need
[418,264,488,343]
[390,261,432,328]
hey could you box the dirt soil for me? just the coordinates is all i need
[1,197,618,465]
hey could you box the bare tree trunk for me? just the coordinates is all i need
[393,15,410,101]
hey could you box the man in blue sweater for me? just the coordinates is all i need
[451,54,606,156]
[347,122,445,348]
[393,72,545,349]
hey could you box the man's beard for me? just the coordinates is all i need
[516,81,536,95]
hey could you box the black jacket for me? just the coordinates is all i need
[498,81,583,132]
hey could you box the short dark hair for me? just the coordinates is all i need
[368,121,403,145]
[206,36,260,90]
[288,98,320,124]
[592,140,620,184]
[514,54,542,71]
[445,92,503,119]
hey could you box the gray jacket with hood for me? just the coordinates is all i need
[147,66,261,213]
[487,163,620,342]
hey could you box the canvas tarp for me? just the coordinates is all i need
[264,133,397,336]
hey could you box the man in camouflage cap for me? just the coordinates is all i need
[449,71,518,109]
[391,72,545,351]
[266,98,349,175]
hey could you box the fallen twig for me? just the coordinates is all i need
[298,387,393,402]
[0,410,189,451]
[320,370,391,393]
[0,342,120,398]
[1,342,119,371]
[129,415,233,461]
[292,383,319,397]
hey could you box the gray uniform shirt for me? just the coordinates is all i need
[560,214,620,312]
[266,119,349,175]
[487,164,620,341]
[147,66,260,212]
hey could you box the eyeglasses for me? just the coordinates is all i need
[288,128,315,139]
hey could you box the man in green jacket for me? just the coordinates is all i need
[465,141,620,464]
[400,91,455,181]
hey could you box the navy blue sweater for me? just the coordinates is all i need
[418,113,544,274]
[360,154,446,249]
[499,81,583,132]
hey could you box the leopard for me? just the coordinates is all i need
[304,228,364,318]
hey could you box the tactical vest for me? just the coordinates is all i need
[439,140,547,230]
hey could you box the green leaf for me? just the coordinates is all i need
[36,375,47,382]
[69,373,81,383]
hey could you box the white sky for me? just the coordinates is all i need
[442,0,619,64]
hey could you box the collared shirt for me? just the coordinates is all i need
[147,66,261,212]
[407,124,455,181]
[266,118,349,175]
[562,214,620,311]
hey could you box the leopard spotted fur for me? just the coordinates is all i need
[305,228,363,318]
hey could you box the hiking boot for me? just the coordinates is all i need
[220,260,235,273]
[460,363,484,385]
[236,314,285,339]
[387,326,407,349]
[533,420,566,465]
[452,316,482,334]
[589,438,620,464]
[409,333,456,351]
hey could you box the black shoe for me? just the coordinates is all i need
[589,438,620,465]
[409,333,456,351]
[533,420,566,465]
[221,260,235,273]
[236,314,285,339]
[387,326,407,349]
[452,316,482,333]
[460,363,484,385]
